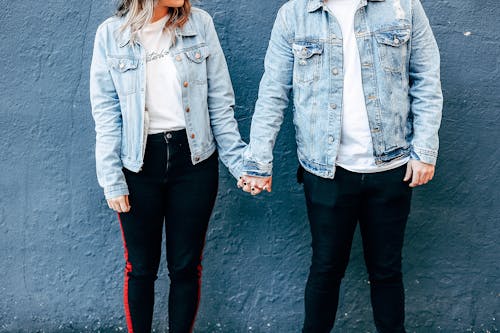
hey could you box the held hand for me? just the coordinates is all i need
[237,175,272,196]
[403,159,435,188]
[107,195,131,213]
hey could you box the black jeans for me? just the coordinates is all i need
[300,165,412,333]
[118,130,219,333]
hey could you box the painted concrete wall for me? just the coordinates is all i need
[0,0,498,332]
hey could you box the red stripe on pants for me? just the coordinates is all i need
[118,213,134,333]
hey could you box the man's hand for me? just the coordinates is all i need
[107,195,131,213]
[237,175,272,195]
[404,159,435,188]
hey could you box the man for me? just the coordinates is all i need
[238,0,442,332]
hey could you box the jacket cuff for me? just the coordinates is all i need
[228,161,244,181]
[242,159,273,178]
[411,146,438,165]
[104,184,130,200]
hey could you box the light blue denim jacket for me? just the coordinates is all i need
[90,8,246,199]
[243,0,442,178]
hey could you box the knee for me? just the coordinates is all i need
[168,262,202,282]
[125,261,158,282]
[309,263,346,286]
[368,269,402,285]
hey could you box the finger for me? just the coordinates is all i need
[119,198,130,213]
[242,183,252,193]
[409,169,421,188]
[237,177,245,188]
[262,180,272,192]
[423,171,434,184]
[107,200,113,210]
[251,187,262,196]
[111,201,122,213]
[403,163,412,182]
[266,178,273,192]
[251,182,264,190]
[125,196,131,211]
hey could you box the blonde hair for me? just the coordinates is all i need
[116,0,191,43]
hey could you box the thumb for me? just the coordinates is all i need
[266,178,273,192]
[403,162,412,182]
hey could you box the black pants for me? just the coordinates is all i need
[300,165,412,333]
[118,130,219,333]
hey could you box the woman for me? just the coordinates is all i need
[89,1,245,332]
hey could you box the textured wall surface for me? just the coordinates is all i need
[0,0,498,332]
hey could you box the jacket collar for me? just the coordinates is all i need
[118,17,197,48]
[307,0,385,13]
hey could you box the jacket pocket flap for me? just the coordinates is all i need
[375,28,411,47]
[107,57,139,72]
[186,46,210,63]
[292,42,323,59]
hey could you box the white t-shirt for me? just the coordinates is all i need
[138,15,185,134]
[326,0,409,173]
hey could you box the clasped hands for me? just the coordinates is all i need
[237,175,273,196]
[236,159,435,196]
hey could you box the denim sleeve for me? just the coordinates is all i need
[408,0,443,165]
[204,15,247,179]
[89,24,129,199]
[242,7,294,177]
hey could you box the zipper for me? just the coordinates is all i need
[164,132,172,178]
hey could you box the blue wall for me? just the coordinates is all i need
[0,1,498,332]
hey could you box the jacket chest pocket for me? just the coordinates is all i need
[375,28,410,73]
[107,57,139,95]
[185,45,210,85]
[292,42,323,84]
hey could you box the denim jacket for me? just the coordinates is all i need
[243,0,442,178]
[90,8,246,199]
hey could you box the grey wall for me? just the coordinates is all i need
[0,1,498,332]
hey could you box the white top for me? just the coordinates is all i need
[137,15,185,134]
[327,0,409,173]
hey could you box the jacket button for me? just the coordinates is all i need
[186,107,190,113]
[176,55,182,61]
[183,81,189,87]
[330,103,337,109]
[194,157,200,162]
[191,133,195,139]
[332,68,339,75]
[195,52,201,59]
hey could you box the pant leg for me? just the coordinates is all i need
[301,167,361,333]
[162,136,219,333]
[358,165,412,333]
[118,139,168,333]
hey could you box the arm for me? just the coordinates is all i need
[408,0,443,166]
[402,0,443,187]
[89,24,129,201]
[242,6,294,178]
[204,15,247,179]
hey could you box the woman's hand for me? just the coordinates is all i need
[107,195,131,213]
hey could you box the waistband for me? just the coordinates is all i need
[147,129,187,143]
